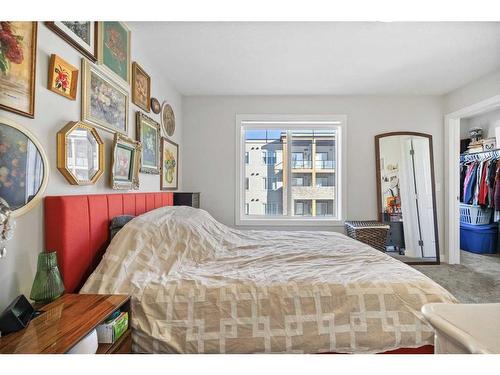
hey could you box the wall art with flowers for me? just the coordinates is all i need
[160,137,178,190]
[98,21,130,85]
[0,22,37,118]
[48,54,78,100]
[81,59,129,135]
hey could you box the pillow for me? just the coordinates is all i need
[109,215,135,240]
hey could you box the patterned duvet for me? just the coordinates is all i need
[81,206,457,353]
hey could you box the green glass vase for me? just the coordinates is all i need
[30,251,65,304]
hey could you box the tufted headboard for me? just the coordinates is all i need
[44,192,173,293]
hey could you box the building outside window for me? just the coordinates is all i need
[237,115,345,226]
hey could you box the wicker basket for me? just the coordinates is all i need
[344,221,390,252]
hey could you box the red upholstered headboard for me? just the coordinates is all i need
[44,192,173,293]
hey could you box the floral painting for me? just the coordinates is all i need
[160,137,178,190]
[114,144,133,181]
[0,123,44,210]
[111,134,140,190]
[48,54,78,100]
[132,62,150,111]
[136,113,159,174]
[82,60,128,134]
[100,22,130,84]
[0,22,37,118]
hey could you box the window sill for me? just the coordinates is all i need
[236,217,345,227]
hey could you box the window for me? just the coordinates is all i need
[262,150,277,165]
[236,115,345,226]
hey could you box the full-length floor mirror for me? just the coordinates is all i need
[375,132,440,264]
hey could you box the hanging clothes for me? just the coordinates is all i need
[463,162,478,204]
[488,159,497,208]
[478,160,490,206]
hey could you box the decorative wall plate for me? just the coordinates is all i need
[150,97,161,114]
[161,102,175,137]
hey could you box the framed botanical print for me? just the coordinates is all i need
[110,133,141,190]
[45,22,98,62]
[0,22,37,118]
[48,54,78,100]
[81,59,129,135]
[98,21,131,85]
[136,112,160,174]
[160,137,178,190]
[132,62,151,112]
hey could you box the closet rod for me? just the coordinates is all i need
[460,148,500,162]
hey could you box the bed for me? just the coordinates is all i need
[45,193,457,354]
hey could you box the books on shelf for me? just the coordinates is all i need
[96,311,129,344]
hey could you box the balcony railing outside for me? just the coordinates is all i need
[315,160,335,169]
[292,160,312,169]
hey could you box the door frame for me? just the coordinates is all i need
[445,94,500,264]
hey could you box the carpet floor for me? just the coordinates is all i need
[412,251,500,303]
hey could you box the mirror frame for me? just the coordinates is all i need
[57,121,105,185]
[375,131,440,265]
[0,116,49,217]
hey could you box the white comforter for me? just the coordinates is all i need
[81,206,457,353]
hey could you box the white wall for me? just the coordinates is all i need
[460,108,500,140]
[0,22,183,308]
[182,96,444,250]
[444,69,500,114]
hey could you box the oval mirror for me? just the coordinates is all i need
[57,121,104,185]
[0,117,49,217]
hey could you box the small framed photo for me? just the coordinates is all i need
[48,54,78,100]
[136,112,160,174]
[132,62,151,112]
[110,133,141,190]
[160,137,179,190]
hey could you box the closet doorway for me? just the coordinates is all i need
[446,94,500,264]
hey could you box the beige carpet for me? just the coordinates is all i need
[412,251,500,303]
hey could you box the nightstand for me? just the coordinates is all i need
[174,192,200,208]
[0,294,131,354]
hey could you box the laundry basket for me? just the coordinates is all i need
[344,221,390,252]
[459,204,492,225]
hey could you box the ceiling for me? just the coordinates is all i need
[132,22,500,96]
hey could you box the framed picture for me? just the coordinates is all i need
[45,22,98,62]
[48,54,78,100]
[132,62,151,112]
[0,116,49,217]
[0,22,37,118]
[98,21,131,85]
[160,137,178,190]
[110,133,141,190]
[136,112,160,174]
[161,102,176,136]
[150,97,161,114]
[81,59,129,135]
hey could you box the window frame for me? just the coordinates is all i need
[235,114,347,227]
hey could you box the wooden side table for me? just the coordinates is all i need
[0,294,131,354]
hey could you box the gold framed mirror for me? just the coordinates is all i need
[57,121,104,185]
[0,116,49,217]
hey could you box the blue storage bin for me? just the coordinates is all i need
[460,222,498,254]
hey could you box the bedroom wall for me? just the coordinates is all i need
[181,96,444,247]
[444,69,500,114]
[0,22,183,309]
[460,108,500,140]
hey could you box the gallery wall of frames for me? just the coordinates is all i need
[0,21,183,308]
